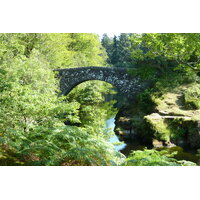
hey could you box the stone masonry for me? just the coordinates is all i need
[55,67,149,99]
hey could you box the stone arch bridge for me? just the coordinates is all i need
[55,67,150,99]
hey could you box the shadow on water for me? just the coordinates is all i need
[119,141,149,156]
[105,117,200,165]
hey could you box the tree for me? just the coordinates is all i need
[0,34,80,134]
[42,33,107,69]
[101,34,113,64]
[0,33,122,166]
[101,33,133,68]
[130,33,200,73]
[110,35,120,66]
[117,33,132,67]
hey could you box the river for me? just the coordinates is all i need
[105,117,126,151]
[105,117,200,165]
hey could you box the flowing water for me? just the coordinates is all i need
[105,117,200,165]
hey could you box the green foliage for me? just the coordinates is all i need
[122,148,196,166]
[169,119,187,140]
[1,33,199,166]
[101,34,113,65]
[41,33,107,68]
[184,84,200,109]
[0,48,80,134]
[127,65,157,80]
[101,33,133,68]
[110,35,120,66]
[129,33,200,74]
[66,81,117,136]
[117,34,132,66]
[145,116,171,142]
[126,66,200,144]
[136,88,155,114]
[0,33,121,166]
[0,126,124,166]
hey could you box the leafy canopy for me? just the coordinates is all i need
[130,33,200,73]
[0,33,122,166]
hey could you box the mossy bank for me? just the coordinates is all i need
[114,71,200,149]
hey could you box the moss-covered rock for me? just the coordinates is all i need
[114,82,200,148]
[145,113,172,142]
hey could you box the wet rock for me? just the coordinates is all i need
[163,141,176,148]
[118,117,132,129]
[152,139,176,148]
[114,82,200,149]
[152,139,163,148]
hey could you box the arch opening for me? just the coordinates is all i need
[63,80,119,129]
[64,80,118,102]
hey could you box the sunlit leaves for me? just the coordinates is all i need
[41,33,106,68]
[130,33,200,72]
[0,33,120,166]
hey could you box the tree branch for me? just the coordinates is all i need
[176,58,200,72]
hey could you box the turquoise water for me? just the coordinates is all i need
[105,117,126,151]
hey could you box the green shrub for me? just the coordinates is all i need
[184,84,200,109]
[0,126,125,166]
[126,65,157,80]
[122,148,196,166]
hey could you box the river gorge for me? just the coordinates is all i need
[105,115,200,165]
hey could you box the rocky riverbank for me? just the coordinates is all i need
[114,83,200,149]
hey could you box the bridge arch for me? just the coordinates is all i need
[55,67,149,99]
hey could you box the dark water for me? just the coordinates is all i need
[105,117,200,165]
